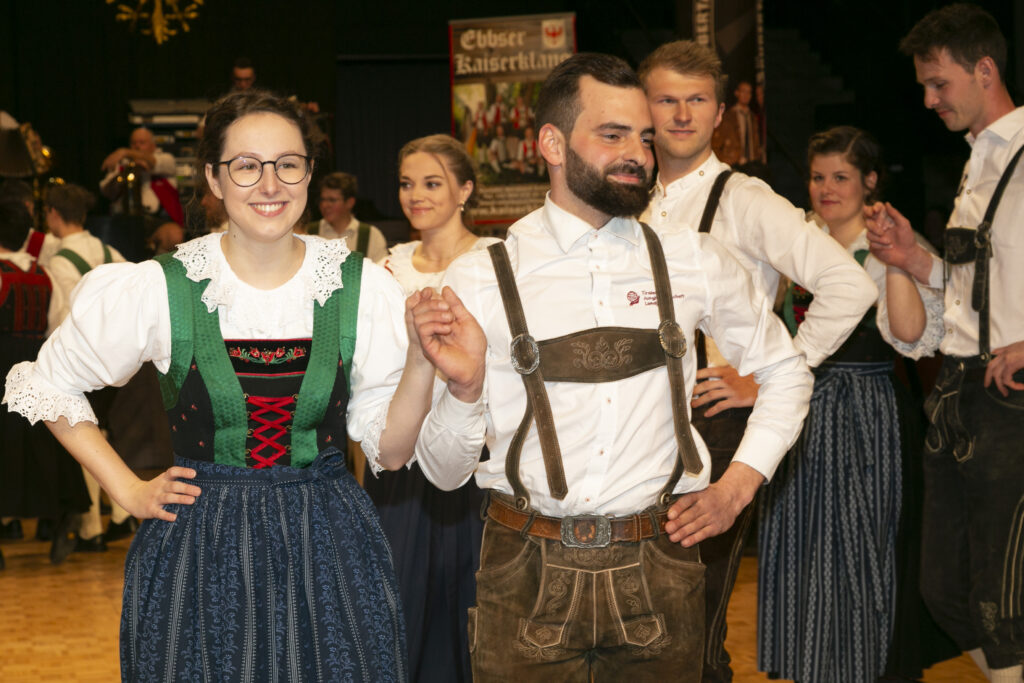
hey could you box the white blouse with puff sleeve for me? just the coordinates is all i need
[3,232,409,466]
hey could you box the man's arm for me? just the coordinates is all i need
[666,237,813,547]
[733,183,877,366]
[410,286,488,490]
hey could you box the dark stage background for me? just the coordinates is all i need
[1,0,1019,236]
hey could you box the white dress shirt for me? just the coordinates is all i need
[414,196,813,518]
[47,230,126,325]
[642,153,877,367]
[923,106,1024,357]
[316,216,388,262]
[3,233,409,466]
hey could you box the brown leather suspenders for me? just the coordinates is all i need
[487,223,704,511]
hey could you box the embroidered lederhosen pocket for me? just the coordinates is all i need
[924,364,975,462]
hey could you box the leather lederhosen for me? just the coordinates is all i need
[487,222,703,512]
[943,144,1024,360]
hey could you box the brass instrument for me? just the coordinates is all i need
[116,160,145,216]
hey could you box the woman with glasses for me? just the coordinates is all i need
[757,126,950,682]
[4,90,436,681]
[368,134,498,682]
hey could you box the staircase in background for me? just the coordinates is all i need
[763,28,855,207]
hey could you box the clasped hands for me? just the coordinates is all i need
[406,287,487,403]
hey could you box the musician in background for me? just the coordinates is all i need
[99,127,184,228]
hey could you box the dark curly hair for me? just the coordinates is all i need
[807,126,886,205]
[198,89,323,182]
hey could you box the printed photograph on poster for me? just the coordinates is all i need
[449,12,576,228]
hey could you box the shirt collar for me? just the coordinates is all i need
[654,152,729,200]
[172,232,350,312]
[965,106,1024,146]
[513,194,643,274]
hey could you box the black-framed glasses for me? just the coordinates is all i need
[214,154,312,187]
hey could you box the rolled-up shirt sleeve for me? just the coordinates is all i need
[698,236,814,481]
[412,260,488,491]
[4,260,171,425]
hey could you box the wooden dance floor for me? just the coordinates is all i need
[0,518,985,681]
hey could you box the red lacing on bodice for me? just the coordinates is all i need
[247,395,296,468]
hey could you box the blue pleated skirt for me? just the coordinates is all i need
[121,448,408,682]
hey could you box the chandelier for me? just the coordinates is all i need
[106,0,204,45]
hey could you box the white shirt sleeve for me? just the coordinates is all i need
[871,233,945,359]
[412,258,488,490]
[4,260,171,426]
[152,150,176,177]
[697,235,814,480]
[727,183,878,366]
[345,260,412,470]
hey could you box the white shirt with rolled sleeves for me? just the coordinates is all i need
[921,107,1024,357]
[642,153,877,368]
[414,196,813,518]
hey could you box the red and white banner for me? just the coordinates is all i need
[449,13,576,227]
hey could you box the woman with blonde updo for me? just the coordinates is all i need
[369,134,499,683]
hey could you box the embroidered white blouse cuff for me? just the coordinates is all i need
[3,361,97,426]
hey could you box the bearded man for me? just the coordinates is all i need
[407,52,814,681]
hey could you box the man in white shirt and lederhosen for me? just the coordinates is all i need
[408,52,814,681]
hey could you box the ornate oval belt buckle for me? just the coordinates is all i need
[510,333,540,375]
[658,320,687,358]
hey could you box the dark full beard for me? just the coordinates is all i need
[565,147,653,218]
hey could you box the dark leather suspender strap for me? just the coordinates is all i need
[694,170,732,370]
[639,223,705,501]
[973,144,1023,360]
[487,243,568,507]
[698,171,733,234]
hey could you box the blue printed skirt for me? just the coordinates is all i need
[121,449,408,682]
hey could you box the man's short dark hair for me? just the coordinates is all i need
[0,199,32,251]
[45,183,94,226]
[900,3,1007,80]
[535,53,642,136]
[318,172,358,200]
[233,57,253,71]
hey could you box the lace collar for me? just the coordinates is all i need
[172,233,351,312]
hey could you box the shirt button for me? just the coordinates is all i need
[947,328,953,334]
[606,397,611,405]
[966,189,972,195]
[661,211,667,217]
[699,170,705,176]
[955,299,960,305]
[599,449,605,456]
[598,301,604,307]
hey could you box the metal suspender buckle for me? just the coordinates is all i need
[658,320,687,358]
[510,333,541,374]
[560,515,612,548]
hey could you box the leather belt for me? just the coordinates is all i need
[487,493,669,548]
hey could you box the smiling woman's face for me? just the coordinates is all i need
[205,112,310,244]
